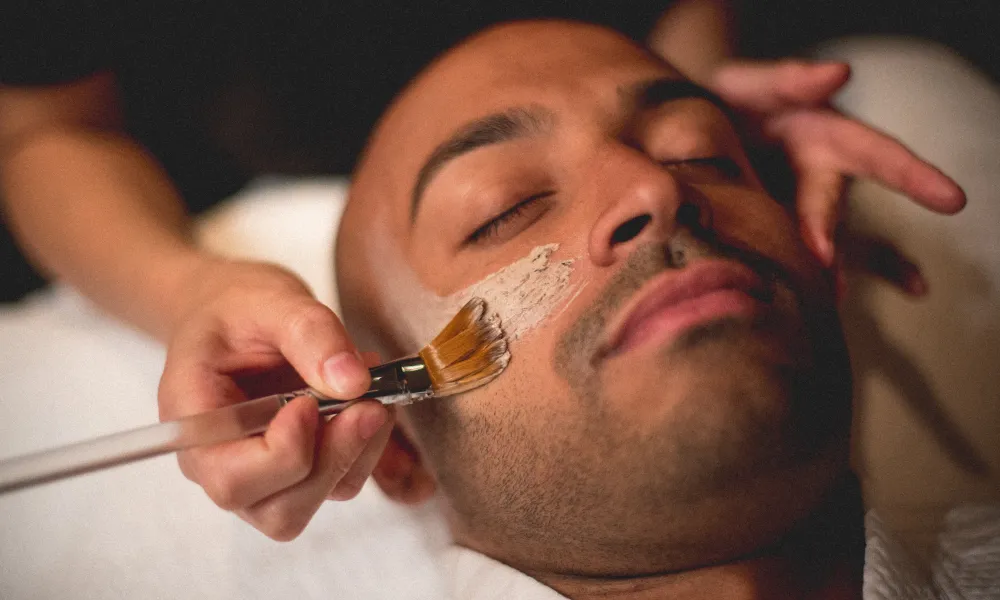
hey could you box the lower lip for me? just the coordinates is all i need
[612,289,761,356]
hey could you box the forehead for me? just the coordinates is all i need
[366,24,678,229]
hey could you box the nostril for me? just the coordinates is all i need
[676,202,702,230]
[610,214,652,246]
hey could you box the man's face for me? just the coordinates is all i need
[339,22,852,576]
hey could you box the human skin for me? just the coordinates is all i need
[337,21,863,599]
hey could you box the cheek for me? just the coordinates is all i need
[381,284,462,355]
[444,321,581,449]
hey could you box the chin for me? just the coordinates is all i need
[599,315,852,489]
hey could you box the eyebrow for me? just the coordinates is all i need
[410,106,554,223]
[408,78,734,225]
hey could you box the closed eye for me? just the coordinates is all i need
[466,191,554,245]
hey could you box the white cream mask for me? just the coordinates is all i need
[377,243,582,353]
[454,243,579,341]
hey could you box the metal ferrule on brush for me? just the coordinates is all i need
[276,356,434,417]
[359,356,434,404]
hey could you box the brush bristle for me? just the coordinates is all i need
[417,298,510,396]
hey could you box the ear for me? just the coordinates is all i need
[372,425,437,505]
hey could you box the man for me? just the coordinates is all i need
[333,20,987,598]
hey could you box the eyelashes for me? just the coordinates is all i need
[464,157,743,246]
[466,191,554,244]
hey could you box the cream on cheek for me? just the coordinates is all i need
[455,244,582,342]
[374,242,585,354]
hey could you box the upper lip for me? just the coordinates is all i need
[598,259,772,358]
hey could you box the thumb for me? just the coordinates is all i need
[711,60,850,114]
[271,299,371,399]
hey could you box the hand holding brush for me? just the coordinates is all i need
[0,298,508,536]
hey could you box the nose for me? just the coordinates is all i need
[587,146,711,267]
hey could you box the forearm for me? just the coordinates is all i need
[0,127,206,340]
[648,0,735,84]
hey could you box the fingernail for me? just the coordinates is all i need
[933,178,963,204]
[813,232,835,266]
[322,351,369,397]
[822,237,836,266]
[358,408,387,441]
[817,61,849,74]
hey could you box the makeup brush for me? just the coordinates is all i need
[0,298,509,495]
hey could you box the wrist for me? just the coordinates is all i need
[133,246,216,342]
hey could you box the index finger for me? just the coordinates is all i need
[712,60,851,114]
[779,111,967,214]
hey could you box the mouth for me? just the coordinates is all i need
[597,259,773,359]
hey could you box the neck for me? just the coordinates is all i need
[535,477,866,600]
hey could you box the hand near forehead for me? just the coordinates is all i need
[157,259,394,540]
[708,60,966,275]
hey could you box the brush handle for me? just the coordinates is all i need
[0,357,435,495]
[0,393,299,495]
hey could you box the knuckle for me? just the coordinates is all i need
[330,477,365,501]
[285,304,339,343]
[268,523,305,543]
[176,454,199,483]
[273,432,316,481]
[258,507,309,542]
[156,368,184,420]
[202,475,244,512]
